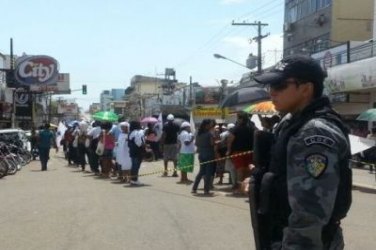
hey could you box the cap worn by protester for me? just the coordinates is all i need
[119,122,130,128]
[227,123,235,129]
[167,114,174,121]
[254,54,327,87]
[180,121,190,129]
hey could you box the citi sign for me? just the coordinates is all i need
[15,55,59,85]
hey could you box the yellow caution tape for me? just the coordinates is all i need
[133,150,253,178]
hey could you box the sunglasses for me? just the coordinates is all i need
[268,79,300,91]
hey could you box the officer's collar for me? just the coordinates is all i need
[290,96,330,121]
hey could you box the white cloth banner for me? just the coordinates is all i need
[349,134,376,155]
[154,113,163,141]
[56,121,67,147]
[190,111,196,135]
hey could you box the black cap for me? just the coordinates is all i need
[254,55,327,86]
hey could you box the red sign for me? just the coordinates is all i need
[15,55,59,85]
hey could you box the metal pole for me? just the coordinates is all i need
[346,41,351,63]
[11,89,16,128]
[48,92,52,124]
[189,76,192,106]
[257,21,262,73]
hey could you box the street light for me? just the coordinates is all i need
[213,53,251,69]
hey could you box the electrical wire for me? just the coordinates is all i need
[175,0,285,69]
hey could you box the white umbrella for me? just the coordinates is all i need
[349,134,375,155]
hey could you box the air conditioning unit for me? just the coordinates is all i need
[314,14,326,26]
[283,22,293,32]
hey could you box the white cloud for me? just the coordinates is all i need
[220,0,247,5]
[222,36,251,49]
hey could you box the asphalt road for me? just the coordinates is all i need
[0,151,375,250]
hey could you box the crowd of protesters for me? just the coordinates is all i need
[57,112,280,193]
[61,119,146,186]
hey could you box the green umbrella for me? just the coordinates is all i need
[92,111,119,122]
[356,108,376,121]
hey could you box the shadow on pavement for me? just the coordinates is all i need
[30,169,57,172]
[123,183,152,188]
[353,186,376,194]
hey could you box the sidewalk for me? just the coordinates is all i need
[352,166,376,192]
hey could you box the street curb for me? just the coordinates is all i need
[352,182,376,192]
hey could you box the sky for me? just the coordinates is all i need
[0,0,284,111]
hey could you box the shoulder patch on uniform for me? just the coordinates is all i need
[304,135,335,148]
[305,154,328,178]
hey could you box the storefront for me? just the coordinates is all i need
[325,56,376,132]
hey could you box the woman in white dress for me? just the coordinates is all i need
[116,122,132,182]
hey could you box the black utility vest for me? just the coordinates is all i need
[268,97,352,242]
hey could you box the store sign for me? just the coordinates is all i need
[57,103,78,114]
[15,55,59,85]
[30,73,70,94]
[325,56,376,93]
[195,87,222,105]
[15,91,32,121]
[193,107,228,117]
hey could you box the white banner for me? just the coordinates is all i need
[325,56,376,94]
[57,103,78,114]
[349,134,376,155]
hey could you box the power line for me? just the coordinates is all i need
[237,0,283,20]
[232,21,269,73]
[175,1,284,69]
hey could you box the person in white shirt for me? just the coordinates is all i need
[177,121,195,183]
[220,123,237,187]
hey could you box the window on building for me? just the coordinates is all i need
[317,0,331,10]
[309,0,317,13]
[285,0,332,23]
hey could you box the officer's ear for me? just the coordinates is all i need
[299,81,314,99]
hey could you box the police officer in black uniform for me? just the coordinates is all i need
[251,55,352,250]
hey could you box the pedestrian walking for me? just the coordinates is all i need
[116,122,132,182]
[192,119,216,195]
[226,111,255,194]
[365,127,376,173]
[128,121,145,186]
[160,114,180,177]
[36,123,58,171]
[76,121,89,171]
[145,122,160,161]
[99,122,115,178]
[87,121,101,174]
[177,121,195,183]
[64,125,78,165]
[252,54,352,249]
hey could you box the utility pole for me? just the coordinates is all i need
[232,21,269,73]
[10,38,17,128]
[189,76,192,106]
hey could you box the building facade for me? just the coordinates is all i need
[125,74,189,120]
[284,0,374,55]
[100,90,112,111]
[111,88,125,101]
